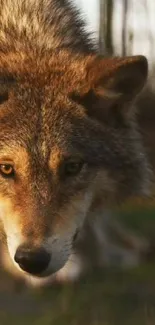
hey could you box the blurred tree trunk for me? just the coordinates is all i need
[122,0,128,56]
[99,0,114,55]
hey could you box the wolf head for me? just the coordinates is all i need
[0,50,150,280]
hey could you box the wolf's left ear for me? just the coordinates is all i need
[74,55,148,114]
[85,55,148,100]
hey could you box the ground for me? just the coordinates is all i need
[0,204,155,325]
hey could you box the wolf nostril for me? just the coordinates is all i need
[14,245,51,275]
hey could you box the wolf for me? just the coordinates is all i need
[0,0,151,286]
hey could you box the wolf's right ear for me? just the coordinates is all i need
[0,74,15,105]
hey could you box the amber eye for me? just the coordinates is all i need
[0,164,14,177]
[64,160,84,177]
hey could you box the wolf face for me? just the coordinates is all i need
[0,50,150,280]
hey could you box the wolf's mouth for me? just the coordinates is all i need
[73,229,79,243]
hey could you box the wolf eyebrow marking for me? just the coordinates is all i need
[0,74,15,104]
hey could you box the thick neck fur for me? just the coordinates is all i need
[0,0,97,54]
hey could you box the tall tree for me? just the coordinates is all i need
[99,0,114,55]
[122,0,128,56]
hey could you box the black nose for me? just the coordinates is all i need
[14,245,51,275]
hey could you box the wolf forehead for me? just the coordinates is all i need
[0,51,89,93]
[0,52,91,145]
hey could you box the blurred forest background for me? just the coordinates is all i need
[99,0,155,167]
[1,1,155,325]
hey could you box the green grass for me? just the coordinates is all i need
[1,206,155,325]
[1,268,155,325]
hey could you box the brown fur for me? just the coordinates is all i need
[0,0,152,283]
